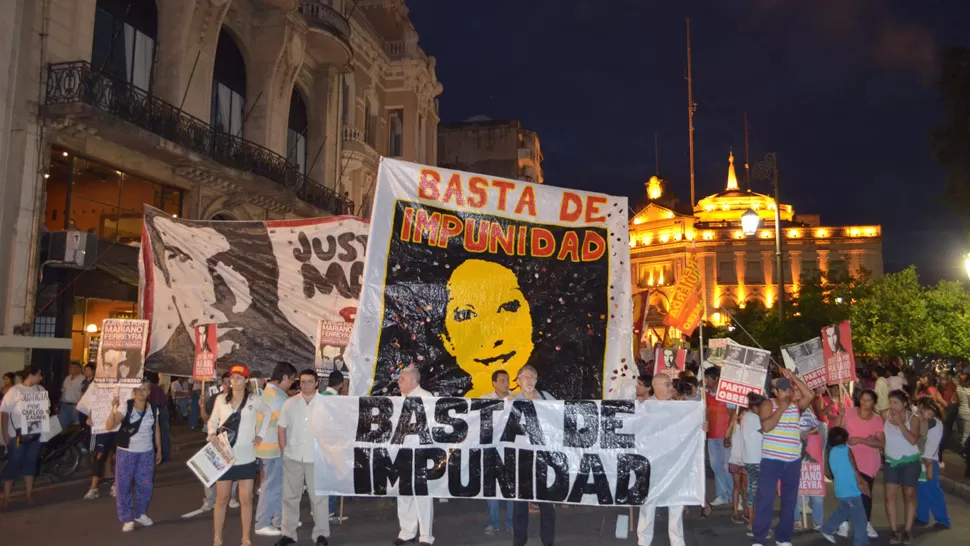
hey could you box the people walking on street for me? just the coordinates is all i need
[915,397,951,529]
[741,393,765,534]
[0,364,49,508]
[751,369,814,546]
[481,369,513,534]
[171,377,191,422]
[511,365,554,546]
[703,366,732,506]
[208,364,270,546]
[275,369,330,546]
[105,379,161,532]
[817,427,870,546]
[882,389,922,544]
[59,360,84,429]
[393,367,436,545]
[254,361,297,537]
[838,389,883,538]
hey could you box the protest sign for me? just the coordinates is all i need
[345,159,634,400]
[715,343,770,406]
[663,251,704,336]
[779,433,825,497]
[312,395,705,506]
[140,206,368,377]
[192,323,217,381]
[0,386,51,435]
[94,319,148,386]
[821,321,856,385]
[78,384,134,434]
[781,338,826,390]
[653,347,686,378]
[315,320,352,377]
[706,338,731,366]
[187,432,236,488]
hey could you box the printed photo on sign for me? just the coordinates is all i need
[653,347,686,378]
[141,206,369,377]
[821,321,856,385]
[78,385,134,434]
[315,320,353,376]
[715,343,770,406]
[706,338,730,366]
[193,323,218,381]
[18,389,51,434]
[94,319,148,385]
[346,159,634,400]
[187,432,236,488]
[311,395,706,507]
[781,338,826,390]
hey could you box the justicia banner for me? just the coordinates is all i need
[312,396,706,507]
[139,206,369,377]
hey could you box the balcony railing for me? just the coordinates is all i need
[300,1,351,44]
[45,62,353,216]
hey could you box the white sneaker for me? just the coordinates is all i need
[111,484,117,498]
[837,522,849,537]
[776,542,793,546]
[122,522,134,533]
[255,527,282,537]
[83,488,99,500]
[711,496,728,506]
[818,530,836,544]
[228,499,240,509]
[867,522,878,538]
[134,514,153,527]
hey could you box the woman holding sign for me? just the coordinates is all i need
[106,379,162,532]
[208,364,270,546]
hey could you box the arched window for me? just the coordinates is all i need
[91,0,158,91]
[388,109,403,157]
[287,88,308,175]
[211,29,247,137]
[340,73,355,127]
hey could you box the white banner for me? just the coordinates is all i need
[312,396,705,507]
[346,158,635,400]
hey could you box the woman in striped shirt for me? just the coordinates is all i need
[751,369,815,546]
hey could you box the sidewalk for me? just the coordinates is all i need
[939,450,970,502]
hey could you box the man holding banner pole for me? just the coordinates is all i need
[393,367,435,546]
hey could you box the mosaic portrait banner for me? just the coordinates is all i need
[140,206,369,377]
[312,395,706,507]
[346,159,634,400]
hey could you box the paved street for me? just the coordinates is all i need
[2,435,968,546]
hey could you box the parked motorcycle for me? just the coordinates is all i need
[39,422,89,481]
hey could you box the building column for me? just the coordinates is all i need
[761,250,774,294]
[734,251,746,301]
[789,251,802,291]
[846,249,864,278]
[699,252,716,320]
[817,249,830,280]
[307,64,341,191]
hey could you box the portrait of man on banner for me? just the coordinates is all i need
[821,320,856,385]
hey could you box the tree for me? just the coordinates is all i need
[932,47,970,232]
[850,267,930,357]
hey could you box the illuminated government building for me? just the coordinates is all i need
[630,153,883,344]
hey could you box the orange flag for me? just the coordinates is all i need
[663,251,704,336]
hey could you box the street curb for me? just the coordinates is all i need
[939,475,970,503]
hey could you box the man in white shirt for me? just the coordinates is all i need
[481,370,512,534]
[59,361,84,428]
[276,369,330,546]
[394,367,434,546]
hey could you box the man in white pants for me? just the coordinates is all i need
[276,369,330,546]
[393,367,434,546]
[637,374,707,546]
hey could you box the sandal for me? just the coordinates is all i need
[732,514,744,524]
[701,503,713,518]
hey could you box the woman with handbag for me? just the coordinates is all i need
[105,379,162,532]
[208,364,270,546]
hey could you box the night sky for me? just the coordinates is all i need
[407,0,970,283]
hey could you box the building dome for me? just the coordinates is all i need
[694,152,793,223]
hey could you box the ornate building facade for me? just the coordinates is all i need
[0,0,441,374]
[437,117,544,184]
[630,153,883,344]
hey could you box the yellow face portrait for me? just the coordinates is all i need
[439,259,535,395]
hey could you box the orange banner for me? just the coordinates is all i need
[663,252,703,336]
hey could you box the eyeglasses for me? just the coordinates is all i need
[299,380,318,386]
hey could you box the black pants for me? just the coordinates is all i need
[940,404,959,455]
[860,473,875,521]
[513,501,555,546]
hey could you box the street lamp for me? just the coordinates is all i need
[741,208,760,236]
[86,323,98,333]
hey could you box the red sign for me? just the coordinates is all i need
[663,252,703,336]
[822,321,856,385]
[714,379,751,406]
[192,323,217,381]
[653,347,686,378]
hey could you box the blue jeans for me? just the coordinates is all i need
[707,438,732,500]
[794,494,824,527]
[916,461,950,527]
[820,495,868,546]
[188,391,201,430]
[177,398,190,418]
[255,457,283,529]
[58,403,78,429]
[487,499,513,530]
[1,436,43,481]
[753,457,801,545]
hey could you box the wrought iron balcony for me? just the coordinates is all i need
[45,62,353,216]
[300,1,351,44]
